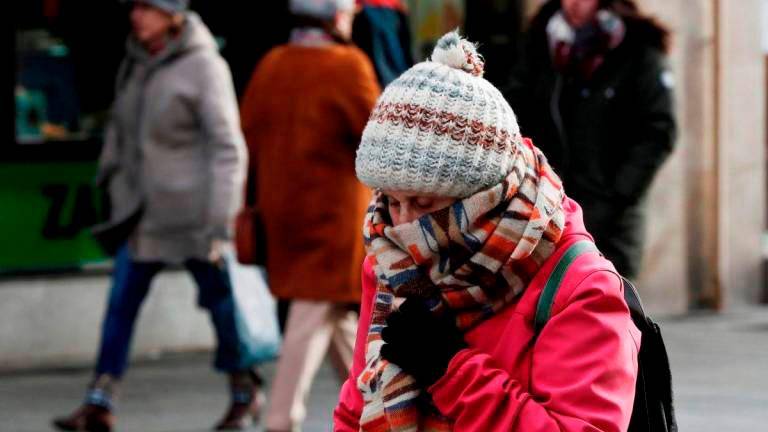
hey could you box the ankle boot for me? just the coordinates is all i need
[52,374,118,432]
[52,404,114,432]
[214,369,265,430]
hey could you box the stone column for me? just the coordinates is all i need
[638,0,765,310]
[716,0,766,308]
[633,0,692,314]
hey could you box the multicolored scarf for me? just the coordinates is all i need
[357,138,566,431]
[547,10,625,79]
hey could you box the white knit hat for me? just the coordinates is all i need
[289,0,355,19]
[355,31,523,198]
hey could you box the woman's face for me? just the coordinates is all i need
[334,9,356,40]
[130,2,175,45]
[561,0,600,29]
[383,190,456,226]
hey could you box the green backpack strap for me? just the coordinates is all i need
[534,240,600,335]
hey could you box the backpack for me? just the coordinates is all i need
[534,240,678,432]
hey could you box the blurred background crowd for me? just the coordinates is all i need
[2,0,767,431]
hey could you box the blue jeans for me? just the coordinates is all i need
[95,246,258,377]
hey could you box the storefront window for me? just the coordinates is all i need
[16,30,81,143]
[13,0,128,147]
[406,0,466,60]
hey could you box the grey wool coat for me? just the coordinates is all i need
[96,12,247,262]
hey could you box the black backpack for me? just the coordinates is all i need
[534,240,678,432]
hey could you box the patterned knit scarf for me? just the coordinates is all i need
[357,138,566,431]
[547,10,625,79]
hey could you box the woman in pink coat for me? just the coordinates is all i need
[333,31,640,431]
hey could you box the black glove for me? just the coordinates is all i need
[380,298,468,387]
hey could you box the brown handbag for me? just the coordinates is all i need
[235,206,266,265]
[234,169,267,265]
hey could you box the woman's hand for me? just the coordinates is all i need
[208,238,226,263]
[380,298,467,387]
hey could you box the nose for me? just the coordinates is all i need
[396,204,420,225]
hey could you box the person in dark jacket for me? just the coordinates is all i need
[352,0,414,88]
[504,0,676,278]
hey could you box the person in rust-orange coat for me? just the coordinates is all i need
[239,0,380,430]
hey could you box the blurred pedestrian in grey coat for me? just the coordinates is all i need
[53,1,262,431]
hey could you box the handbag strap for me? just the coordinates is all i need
[534,240,599,334]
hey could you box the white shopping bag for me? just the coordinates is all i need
[225,248,281,362]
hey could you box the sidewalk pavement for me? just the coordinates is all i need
[1,309,767,432]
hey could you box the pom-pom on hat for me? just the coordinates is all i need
[355,31,523,198]
[430,31,486,77]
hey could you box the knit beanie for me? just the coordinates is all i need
[125,0,189,13]
[290,0,356,20]
[355,31,523,198]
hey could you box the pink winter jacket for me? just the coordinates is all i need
[334,198,640,431]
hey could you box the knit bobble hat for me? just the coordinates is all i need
[355,31,523,198]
